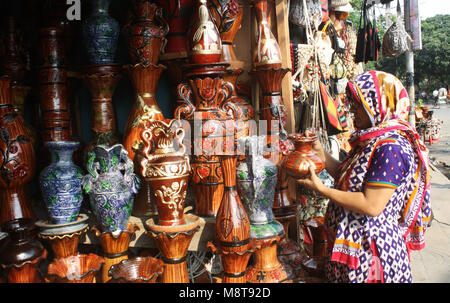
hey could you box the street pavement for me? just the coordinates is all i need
[409,102,450,283]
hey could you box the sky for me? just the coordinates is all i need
[418,0,450,19]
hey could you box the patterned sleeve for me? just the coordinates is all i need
[365,138,411,189]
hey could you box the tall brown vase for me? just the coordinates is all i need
[123,63,166,217]
[81,64,122,158]
[37,27,71,142]
[0,79,36,226]
[207,156,256,283]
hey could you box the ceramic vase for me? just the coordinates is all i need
[187,0,222,64]
[82,0,120,65]
[0,219,47,283]
[175,73,239,217]
[236,136,284,239]
[82,144,140,233]
[140,119,190,226]
[0,17,26,84]
[155,0,194,60]
[208,0,243,69]
[37,27,71,142]
[126,0,169,66]
[252,0,282,69]
[81,64,122,158]
[46,253,105,283]
[108,257,165,283]
[39,141,84,224]
[0,79,36,226]
[281,133,325,179]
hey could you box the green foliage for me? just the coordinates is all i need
[347,2,449,94]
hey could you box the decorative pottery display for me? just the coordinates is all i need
[39,141,83,224]
[37,27,71,142]
[140,119,190,226]
[122,62,166,217]
[46,253,104,283]
[83,144,140,233]
[281,133,325,179]
[145,214,202,283]
[81,64,122,157]
[92,224,138,283]
[82,0,120,65]
[126,0,169,66]
[208,0,243,69]
[36,214,90,259]
[187,0,223,64]
[175,65,239,217]
[246,235,293,283]
[0,219,47,283]
[236,136,284,239]
[108,256,165,283]
[207,155,256,283]
[156,0,194,60]
[251,0,282,69]
[0,79,36,226]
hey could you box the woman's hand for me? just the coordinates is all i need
[296,166,326,194]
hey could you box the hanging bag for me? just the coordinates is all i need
[355,1,381,63]
[382,0,412,58]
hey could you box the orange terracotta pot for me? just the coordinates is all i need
[46,253,104,283]
[108,257,164,283]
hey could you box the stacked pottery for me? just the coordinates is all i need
[140,120,190,226]
[82,144,140,233]
[46,253,105,283]
[81,0,120,65]
[141,119,202,283]
[0,219,47,283]
[39,141,84,224]
[0,79,36,226]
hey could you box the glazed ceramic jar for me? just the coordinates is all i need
[187,0,222,64]
[236,136,284,239]
[140,119,190,226]
[82,0,120,65]
[0,219,47,283]
[0,79,36,226]
[126,0,169,66]
[281,133,325,179]
[82,144,140,233]
[39,141,84,224]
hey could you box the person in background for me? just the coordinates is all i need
[296,71,432,283]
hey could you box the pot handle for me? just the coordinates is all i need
[174,83,196,120]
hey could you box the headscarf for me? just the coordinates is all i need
[344,70,432,251]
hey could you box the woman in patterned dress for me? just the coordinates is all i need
[297,71,432,282]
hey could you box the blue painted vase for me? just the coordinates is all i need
[82,144,140,233]
[82,0,120,65]
[236,136,284,239]
[39,141,84,224]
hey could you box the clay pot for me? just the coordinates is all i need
[37,27,71,142]
[126,0,169,66]
[82,0,120,65]
[108,257,164,283]
[252,0,282,69]
[155,0,194,60]
[0,79,36,226]
[208,0,243,69]
[81,64,122,157]
[0,219,47,283]
[281,133,325,179]
[187,0,222,64]
[140,119,190,226]
[46,253,105,283]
